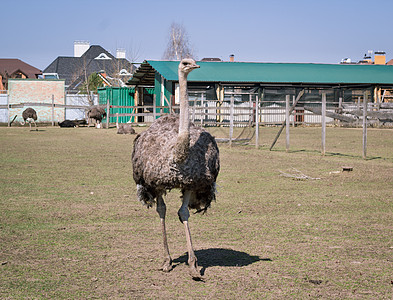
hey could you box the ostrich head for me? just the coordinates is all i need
[178,58,200,76]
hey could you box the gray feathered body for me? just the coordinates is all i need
[117,123,136,134]
[87,106,106,122]
[22,108,37,121]
[132,114,220,212]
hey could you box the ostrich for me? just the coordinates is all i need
[87,106,106,128]
[117,123,136,134]
[132,59,220,280]
[58,119,87,128]
[20,108,38,131]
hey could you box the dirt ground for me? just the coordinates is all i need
[0,126,392,299]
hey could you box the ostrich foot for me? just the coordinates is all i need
[161,257,173,272]
[188,257,203,281]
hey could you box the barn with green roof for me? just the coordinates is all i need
[127,60,393,115]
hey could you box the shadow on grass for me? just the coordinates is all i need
[173,248,271,275]
[25,129,46,132]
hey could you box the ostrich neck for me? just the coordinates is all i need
[178,71,189,136]
[174,70,190,163]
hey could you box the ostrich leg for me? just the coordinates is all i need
[156,195,173,272]
[178,190,201,279]
[33,120,37,131]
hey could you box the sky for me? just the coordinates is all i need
[2,0,393,70]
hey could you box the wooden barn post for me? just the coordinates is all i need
[363,91,367,159]
[286,95,290,152]
[321,92,326,156]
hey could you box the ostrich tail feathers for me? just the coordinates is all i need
[137,184,155,208]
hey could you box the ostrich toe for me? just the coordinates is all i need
[188,257,202,280]
[161,257,173,272]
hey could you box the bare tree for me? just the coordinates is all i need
[81,57,94,106]
[163,22,195,60]
[70,56,95,106]
[126,41,142,68]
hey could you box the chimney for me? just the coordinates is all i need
[74,41,90,57]
[374,51,386,65]
[116,49,126,59]
[229,54,235,62]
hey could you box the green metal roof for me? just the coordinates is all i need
[129,60,393,85]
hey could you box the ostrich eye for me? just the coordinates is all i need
[183,62,189,65]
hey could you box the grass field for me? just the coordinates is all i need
[1,125,392,299]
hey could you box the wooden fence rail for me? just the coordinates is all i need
[0,103,90,109]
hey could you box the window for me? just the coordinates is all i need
[95,53,112,60]
[118,69,131,76]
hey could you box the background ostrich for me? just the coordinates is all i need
[87,106,106,128]
[58,119,87,128]
[20,107,38,131]
[117,123,135,134]
[132,59,220,280]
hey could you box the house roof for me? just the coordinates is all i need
[0,59,42,78]
[128,60,393,86]
[44,45,134,89]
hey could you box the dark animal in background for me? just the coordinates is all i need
[132,59,220,280]
[117,123,135,134]
[20,108,38,131]
[87,106,106,128]
[58,119,87,128]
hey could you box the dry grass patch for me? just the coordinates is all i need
[0,126,392,299]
